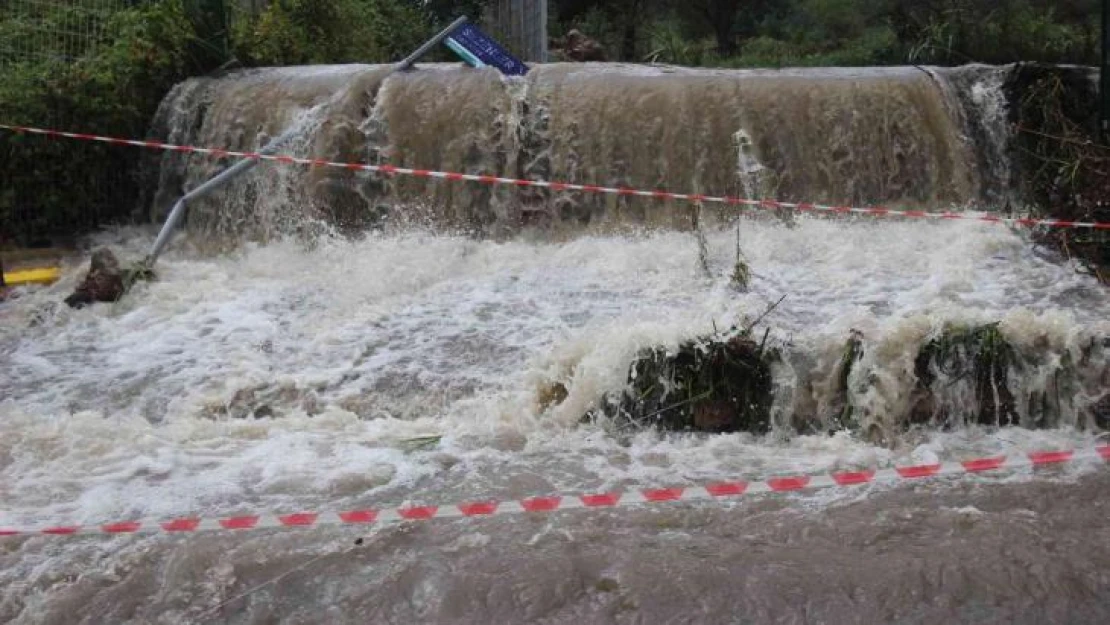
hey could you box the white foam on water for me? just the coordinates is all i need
[1,217,1108,529]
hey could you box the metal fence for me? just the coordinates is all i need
[484,0,548,62]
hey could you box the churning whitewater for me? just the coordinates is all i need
[2,217,1110,622]
[2,62,1110,623]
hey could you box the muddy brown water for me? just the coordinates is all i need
[3,470,1108,625]
[4,62,1110,625]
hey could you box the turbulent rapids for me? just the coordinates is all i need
[2,63,1110,623]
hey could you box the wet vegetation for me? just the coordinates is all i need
[591,326,779,433]
[828,328,864,431]
[593,321,1107,437]
[1006,63,1110,284]
[910,323,1020,427]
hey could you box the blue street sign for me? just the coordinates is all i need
[445,23,529,76]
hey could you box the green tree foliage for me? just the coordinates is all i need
[553,0,1101,66]
[0,0,437,246]
[231,0,430,66]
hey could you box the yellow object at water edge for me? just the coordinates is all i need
[2,266,61,287]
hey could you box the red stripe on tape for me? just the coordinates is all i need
[1098,445,1110,459]
[458,501,499,516]
[896,464,941,478]
[162,518,200,532]
[0,530,20,536]
[398,506,438,520]
[278,513,318,527]
[521,496,562,512]
[220,516,260,530]
[832,470,876,486]
[102,521,142,534]
[1029,450,1074,465]
[642,488,684,502]
[962,457,1006,472]
[767,476,810,491]
[580,493,621,507]
[705,481,748,496]
[42,526,79,535]
[338,509,377,524]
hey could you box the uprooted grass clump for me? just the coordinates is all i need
[829,328,865,431]
[911,322,1019,427]
[592,326,779,434]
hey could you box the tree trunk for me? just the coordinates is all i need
[622,19,638,60]
[715,19,734,56]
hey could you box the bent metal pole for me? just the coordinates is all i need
[146,15,471,265]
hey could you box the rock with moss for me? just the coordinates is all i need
[64,248,125,308]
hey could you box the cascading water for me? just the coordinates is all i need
[143,64,1003,235]
[2,63,1110,623]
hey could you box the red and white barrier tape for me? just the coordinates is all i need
[3,446,1107,538]
[3,123,1108,231]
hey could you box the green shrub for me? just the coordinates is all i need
[230,0,432,66]
[0,0,437,246]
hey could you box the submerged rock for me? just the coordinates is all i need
[64,248,125,308]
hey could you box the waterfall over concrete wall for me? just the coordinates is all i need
[143,63,1016,240]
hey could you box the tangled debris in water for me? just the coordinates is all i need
[582,321,1108,439]
[911,323,1018,426]
[589,326,779,433]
